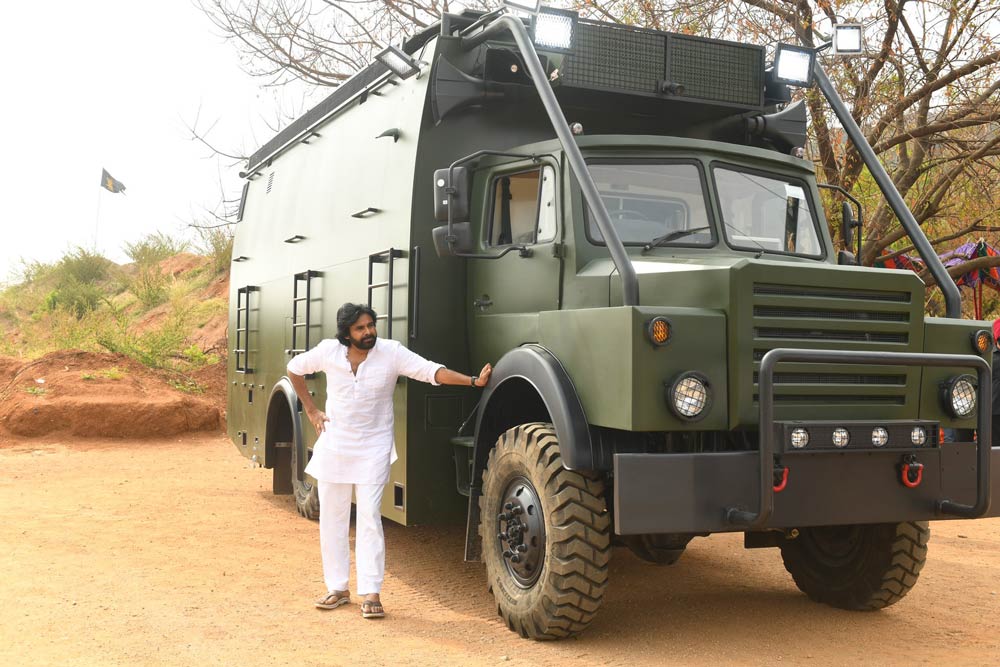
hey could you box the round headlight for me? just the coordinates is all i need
[790,428,809,449]
[911,426,926,446]
[667,373,709,419]
[943,375,977,417]
[647,317,672,346]
[872,427,889,447]
[832,427,850,448]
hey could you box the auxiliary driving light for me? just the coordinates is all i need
[911,427,927,446]
[972,329,993,354]
[872,427,889,447]
[942,375,977,418]
[790,428,809,449]
[667,373,710,419]
[772,44,815,87]
[532,7,577,52]
[832,427,850,448]
[833,24,864,55]
[647,317,672,346]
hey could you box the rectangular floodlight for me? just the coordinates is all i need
[532,7,577,52]
[773,44,815,87]
[833,24,864,55]
[375,44,420,80]
[504,0,541,14]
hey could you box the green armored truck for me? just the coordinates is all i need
[228,6,998,639]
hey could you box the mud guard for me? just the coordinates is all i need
[464,344,592,561]
[266,378,306,481]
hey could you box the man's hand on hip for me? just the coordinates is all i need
[307,409,330,434]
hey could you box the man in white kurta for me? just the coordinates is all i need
[287,303,491,618]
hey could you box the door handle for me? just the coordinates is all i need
[473,295,493,311]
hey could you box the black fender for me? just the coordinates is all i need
[465,344,593,560]
[266,378,306,483]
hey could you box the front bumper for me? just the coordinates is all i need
[613,348,993,535]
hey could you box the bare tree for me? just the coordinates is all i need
[202,0,1000,313]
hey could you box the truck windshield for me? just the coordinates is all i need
[713,166,823,257]
[586,163,715,247]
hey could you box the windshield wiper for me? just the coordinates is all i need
[642,226,711,253]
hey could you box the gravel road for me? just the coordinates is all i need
[1,433,998,666]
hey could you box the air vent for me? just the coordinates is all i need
[266,172,275,194]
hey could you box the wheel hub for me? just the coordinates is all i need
[496,476,546,588]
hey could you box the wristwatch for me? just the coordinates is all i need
[470,375,479,386]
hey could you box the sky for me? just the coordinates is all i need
[0,1,318,282]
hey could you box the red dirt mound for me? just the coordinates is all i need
[0,350,223,440]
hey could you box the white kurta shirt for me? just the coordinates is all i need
[286,338,444,485]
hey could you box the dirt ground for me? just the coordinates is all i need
[1,433,998,667]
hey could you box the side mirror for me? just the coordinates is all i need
[433,166,470,223]
[841,201,855,248]
[432,222,473,257]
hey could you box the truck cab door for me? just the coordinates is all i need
[468,162,562,364]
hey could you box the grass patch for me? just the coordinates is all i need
[24,386,47,396]
[81,372,96,381]
[193,227,233,275]
[168,378,205,394]
[101,367,125,380]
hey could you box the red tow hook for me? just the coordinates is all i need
[899,455,924,489]
[773,466,789,493]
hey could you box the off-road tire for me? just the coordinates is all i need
[623,533,692,566]
[780,521,929,610]
[292,442,319,520]
[479,423,610,640]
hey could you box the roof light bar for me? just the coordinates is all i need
[532,7,577,52]
[375,44,420,80]
[773,44,815,87]
[833,23,864,55]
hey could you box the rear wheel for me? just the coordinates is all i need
[779,521,929,610]
[623,533,693,565]
[479,423,610,639]
[292,441,319,519]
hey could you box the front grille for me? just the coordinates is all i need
[748,280,918,414]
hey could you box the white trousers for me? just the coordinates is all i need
[317,481,386,595]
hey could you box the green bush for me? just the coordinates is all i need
[126,266,169,308]
[123,232,189,266]
[193,227,234,275]
[58,247,111,285]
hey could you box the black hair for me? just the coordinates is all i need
[336,302,378,346]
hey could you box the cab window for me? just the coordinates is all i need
[488,166,557,246]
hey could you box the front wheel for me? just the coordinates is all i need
[779,521,929,610]
[479,423,610,640]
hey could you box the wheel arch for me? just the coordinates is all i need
[465,344,595,560]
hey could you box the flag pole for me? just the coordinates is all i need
[94,185,103,252]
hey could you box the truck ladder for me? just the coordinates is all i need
[234,285,258,373]
[291,270,322,356]
[367,248,404,339]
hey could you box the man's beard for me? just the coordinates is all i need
[353,334,376,350]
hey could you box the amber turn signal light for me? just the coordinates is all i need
[971,329,993,354]
[647,317,671,346]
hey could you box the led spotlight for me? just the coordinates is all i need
[833,24,864,55]
[790,428,809,449]
[773,44,815,87]
[832,427,850,448]
[532,7,577,52]
[667,373,710,420]
[375,44,420,80]
[872,427,889,448]
[911,427,927,446]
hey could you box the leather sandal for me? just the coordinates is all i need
[361,599,385,619]
[314,591,350,610]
